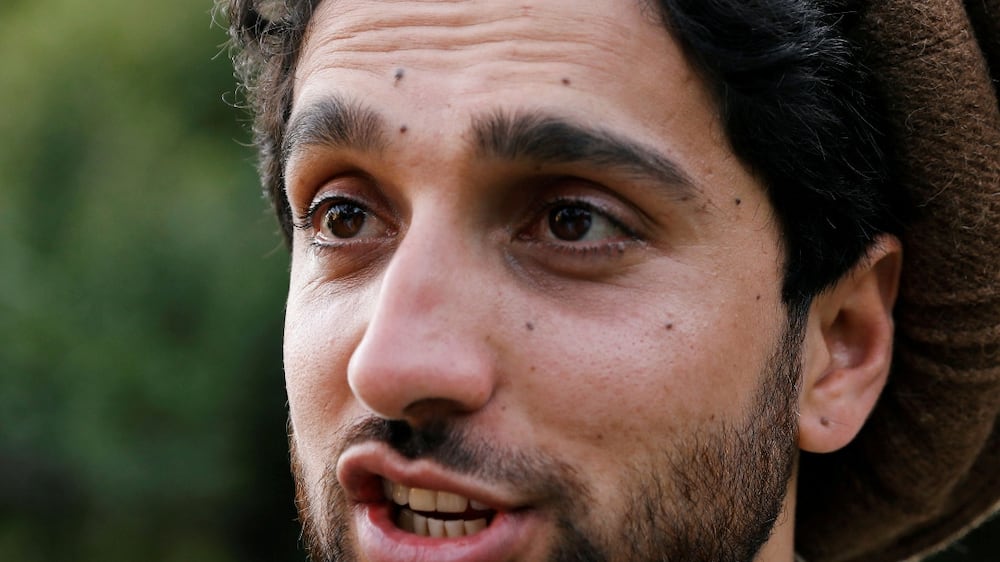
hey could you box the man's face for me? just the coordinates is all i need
[283,1,800,560]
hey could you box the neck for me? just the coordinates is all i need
[754,456,799,562]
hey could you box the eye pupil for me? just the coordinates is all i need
[325,203,367,238]
[549,206,593,241]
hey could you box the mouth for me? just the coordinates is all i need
[381,478,498,538]
[336,443,545,561]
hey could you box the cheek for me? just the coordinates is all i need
[283,279,368,451]
[507,314,694,442]
[506,284,778,458]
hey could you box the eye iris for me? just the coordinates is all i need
[549,206,593,241]
[325,203,366,238]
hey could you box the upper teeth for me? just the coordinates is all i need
[382,479,491,513]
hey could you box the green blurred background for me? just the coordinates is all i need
[0,1,995,560]
[1,0,297,560]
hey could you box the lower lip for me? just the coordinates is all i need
[355,502,538,562]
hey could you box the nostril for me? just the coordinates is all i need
[402,398,479,426]
[385,417,453,459]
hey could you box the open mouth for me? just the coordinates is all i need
[382,478,498,538]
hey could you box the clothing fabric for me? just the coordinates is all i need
[795,1,1000,561]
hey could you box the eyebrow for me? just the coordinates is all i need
[282,96,388,164]
[283,96,700,201]
[472,110,700,200]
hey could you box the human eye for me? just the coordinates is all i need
[297,193,393,248]
[543,202,623,243]
[520,196,642,257]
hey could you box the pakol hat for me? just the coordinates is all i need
[796,0,1000,560]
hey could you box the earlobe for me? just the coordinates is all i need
[798,235,903,454]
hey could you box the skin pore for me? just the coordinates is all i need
[280,1,901,560]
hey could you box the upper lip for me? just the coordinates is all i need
[336,441,525,511]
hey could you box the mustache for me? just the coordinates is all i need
[338,417,514,480]
[340,417,470,462]
[335,416,587,503]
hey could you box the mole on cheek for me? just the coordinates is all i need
[561,77,571,86]
[665,323,674,331]
[525,322,535,331]
[394,68,405,83]
[399,125,408,134]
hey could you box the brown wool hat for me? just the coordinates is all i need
[796,0,1000,560]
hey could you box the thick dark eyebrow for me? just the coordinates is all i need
[472,111,700,199]
[283,100,700,202]
[282,96,387,164]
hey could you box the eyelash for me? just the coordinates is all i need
[294,195,338,231]
[294,192,644,261]
[520,196,642,254]
[294,194,384,251]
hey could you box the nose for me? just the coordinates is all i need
[346,220,499,424]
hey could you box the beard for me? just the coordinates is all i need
[290,311,805,562]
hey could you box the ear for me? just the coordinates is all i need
[798,235,903,454]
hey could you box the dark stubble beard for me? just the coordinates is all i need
[290,311,805,562]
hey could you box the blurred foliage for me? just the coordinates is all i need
[0,0,299,560]
[0,1,995,561]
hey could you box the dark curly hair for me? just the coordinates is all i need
[218,0,906,308]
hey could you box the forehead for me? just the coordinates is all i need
[292,0,708,134]
[289,1,747,210]
[296,0,666,69]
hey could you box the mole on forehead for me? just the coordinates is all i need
[295,1,686,111]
